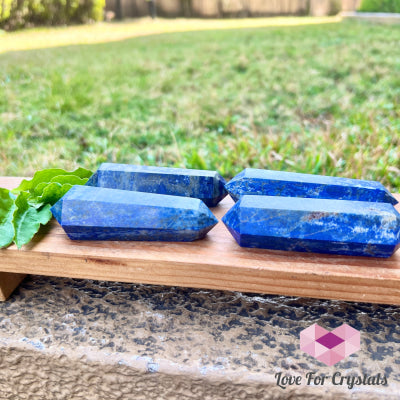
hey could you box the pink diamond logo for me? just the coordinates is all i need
[300,323,360,366]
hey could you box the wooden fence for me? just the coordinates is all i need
[342,0,361,11]
[106,0,361,19]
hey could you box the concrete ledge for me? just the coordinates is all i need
[341,11,400,24]
[0,275,399,399]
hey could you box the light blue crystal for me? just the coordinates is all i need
[222,195,400,258]
[225,168,398,205]
[51,186,218,242]
[86,163,227,207]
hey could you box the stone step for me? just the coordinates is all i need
[0,275,398,399]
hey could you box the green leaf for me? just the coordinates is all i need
[69,167,93,179]
[37,204,53,225]
[29,182,74,208]
[12,169,68,195]
[13,192,52,249]
[32,182,49,197]
[50,175,88,185]
[12,167,93,195]
[29,175,88,206]
[0,188,16,248]
[3,166,92,249]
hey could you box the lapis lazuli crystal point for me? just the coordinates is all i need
[52,186,218,242]
[212,173,228,207]
[225,168,398,205]
[86,163,227,207]
[222,195,400,258]
[50,198,63,225]
[85,171,98,187]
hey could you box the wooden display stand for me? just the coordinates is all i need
[0,272,26,301]
[1,177,400,304]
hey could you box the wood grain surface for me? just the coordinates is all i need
[1,177,400,304]
[0,272,26,301]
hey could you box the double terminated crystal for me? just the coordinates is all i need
[222,195,400,257]
[52,163,225,242]
[52,186,218,242]
[226,168,398,205]
[87,163,227,207]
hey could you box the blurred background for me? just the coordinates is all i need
[0,0,399,191]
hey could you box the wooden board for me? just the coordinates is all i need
[1,177,400,304]
[0,272,26,301]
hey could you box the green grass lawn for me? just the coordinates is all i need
[1,18,400,191]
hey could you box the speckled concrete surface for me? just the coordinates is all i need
[0,275,399,399]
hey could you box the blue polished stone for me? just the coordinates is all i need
[225,168,398,205]
[51,186,218,241]
[86,163,227,207]
[222,195,400,257]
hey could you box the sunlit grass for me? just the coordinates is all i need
[0,19,399,191]
[0,16,341,54]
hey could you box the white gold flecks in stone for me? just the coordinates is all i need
[86,163,227,207]
[222,195,400,257]
[51,186,218,242]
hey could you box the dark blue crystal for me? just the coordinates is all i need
[222,195,400,258]
[86,163,227,207]
[225,169,398,205]
[51,186,218,242]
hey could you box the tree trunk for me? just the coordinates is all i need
[217,0,223,17]
[115,0,122,19]
[148,0,156,19]
[181,0,193,18]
